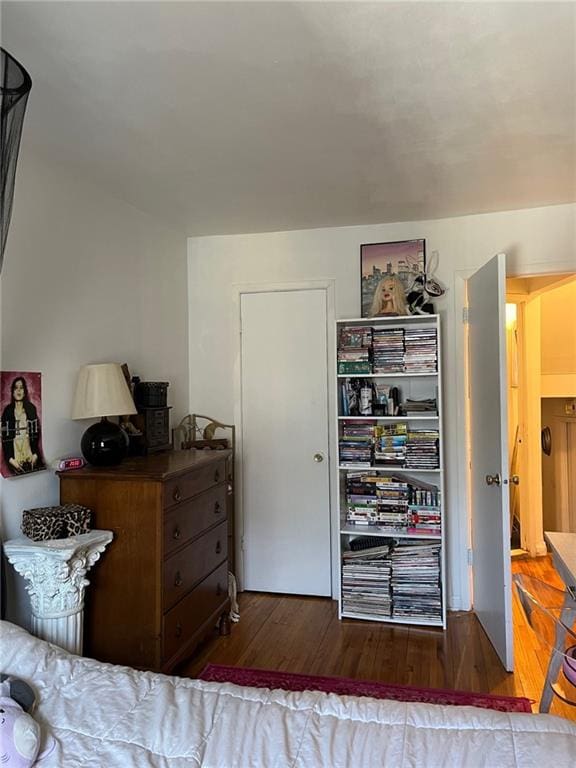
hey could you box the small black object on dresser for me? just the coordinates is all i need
[131,382,171,453]
[134,381,169,408]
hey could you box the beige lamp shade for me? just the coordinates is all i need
[72,363,137,419]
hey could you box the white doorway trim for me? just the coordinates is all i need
[556,417,576,533]
[454,258,575,612]
[231,280,336,593]
[453,268,475,611]
[450,258,575,611]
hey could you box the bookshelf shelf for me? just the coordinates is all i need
[339,415,439,421]
[335,314,446,629]
[338,465,442,473]
[337,372,438,378]
[340,525,441,540]
[340,612,444,628]
[336,314,440,325]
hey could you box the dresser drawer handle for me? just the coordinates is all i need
[173,486,182,503]
[175,622,183,638]
[174,571,183,588]
[214,501,221,514]
[172,526,182,540]
[216,583,223,596]
[214,469,220,483]
[215,541,221,555]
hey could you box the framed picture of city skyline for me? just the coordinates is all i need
[360,239,426,317]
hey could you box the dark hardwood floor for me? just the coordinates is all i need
[178,555,575,721]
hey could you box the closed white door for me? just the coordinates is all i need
[468,253,514,671]
[240,288,331,595]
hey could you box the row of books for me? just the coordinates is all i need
[343,472,441,534]
[338,326,438,375]
[345,508,441,535]
[345,472,441,503]
[339,423,440,468]
[341,539,442,620]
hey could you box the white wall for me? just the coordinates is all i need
[188,203,576,612]
[540,278,576,396]
[0,151,189,627]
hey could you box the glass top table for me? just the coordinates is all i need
[540,531,576,713]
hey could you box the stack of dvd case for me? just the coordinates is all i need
[342,541,393,617]
[372,328,405,373]
[339,421,374,466]
[390,541,442,621]
[374,423,407,466]
[337,326,373,374]
[404,327,437,373]
[405,428,440,469]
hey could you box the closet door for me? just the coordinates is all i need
[240,288,331,595]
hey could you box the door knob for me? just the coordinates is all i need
[510,475,520,485]
[313,453,324,463]
[485,473,501,486]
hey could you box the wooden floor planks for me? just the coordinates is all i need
[178,555,575,721]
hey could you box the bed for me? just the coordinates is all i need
[2,620,575,767]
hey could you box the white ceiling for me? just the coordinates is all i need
[3,1,575,236]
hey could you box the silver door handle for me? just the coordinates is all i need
[485,473,501,486]
[510,475,520,485]
[313,453,324,463]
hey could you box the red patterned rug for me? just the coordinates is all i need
[198,664,532,713]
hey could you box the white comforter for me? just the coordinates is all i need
[2,621,575,767]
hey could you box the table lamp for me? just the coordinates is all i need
[72,363,137,466]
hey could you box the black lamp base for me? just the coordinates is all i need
[81,417,129,466]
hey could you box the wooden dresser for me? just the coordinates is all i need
[58,450,232,672]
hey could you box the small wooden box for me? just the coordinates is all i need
[132,406,172,453]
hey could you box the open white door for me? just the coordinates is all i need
[468,253,514,671]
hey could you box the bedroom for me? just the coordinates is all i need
[0,2,575,764]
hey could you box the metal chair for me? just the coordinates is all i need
[513,572,576,710]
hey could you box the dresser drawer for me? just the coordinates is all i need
[163,521,227,611]
[164,458,227,508]
[163,484,226,556]
[163,561,228,662]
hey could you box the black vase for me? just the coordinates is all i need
[81,417,129,466]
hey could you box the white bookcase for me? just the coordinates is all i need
[335,314,446,628]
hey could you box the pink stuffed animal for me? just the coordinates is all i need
[0,691,41,767]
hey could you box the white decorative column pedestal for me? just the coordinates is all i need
[4,530,113,655]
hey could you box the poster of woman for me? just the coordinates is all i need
[0,371,46,477]
[361,239,425,317]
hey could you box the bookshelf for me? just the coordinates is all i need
[335,314,446,629]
